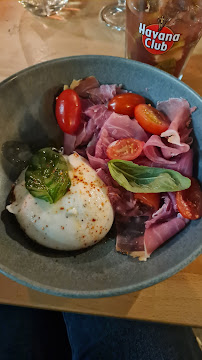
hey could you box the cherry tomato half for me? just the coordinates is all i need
[134,104,170,135]
[176,177,202,220]
[106,138,144,161]
[108,93,145,118]
[134,193,160,211]
[55,89,81,134]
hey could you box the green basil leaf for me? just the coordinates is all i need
[25,148,71,204]
[108,160,191,193]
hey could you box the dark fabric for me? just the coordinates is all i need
[0,305,201,360]
[63,313,202,360]
[0,305,71,360]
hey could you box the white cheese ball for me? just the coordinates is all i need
[7,153,114,250]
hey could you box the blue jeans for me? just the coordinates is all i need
[0,305,201,360]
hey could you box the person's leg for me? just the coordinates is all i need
[0,305,71,360]
[63,312,202,360]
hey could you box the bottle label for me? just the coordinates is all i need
[139,23,180,55]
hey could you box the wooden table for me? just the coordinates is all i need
[0,0,202,327]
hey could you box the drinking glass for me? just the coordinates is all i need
[125,0,202,79]
[100,0,126,31]
[19,0,69,16]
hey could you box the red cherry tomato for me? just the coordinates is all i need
[176,177,202,220]
[134,104,170,135]
[106,138,144,161]
[108,93,145,117]
[134,193,160,211]
[55,89,81,134]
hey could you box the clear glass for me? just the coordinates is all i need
[19,0,69,16]
[125,0,202,78]
[100,0,126,31]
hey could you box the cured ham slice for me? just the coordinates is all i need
[157,98,193,146]
[144,216,188,257]
[71,76,99,98]
[63,79,196,260]
[116,214,188,261]
[143,135,189,165]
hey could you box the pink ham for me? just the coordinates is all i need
[78,106,112,147]
[86,83,126,104]
[83,105,112,144]
[157,98,193,147]
[117,235,145,255]
[135,149,193,177]
[143,135,190,166]
[64,105,112,155]
[116,214,188,260]
[108,187,135,216]
[87,84,118,104]
[116,216,148,257]
[62,87,195,261]
[160,149,193,177]
[95,129,114,158]
[101,112,149,142]
[143,136,176,165]
[80,98,95,112]
[63,133,77,155]
[72,76,99,98]
[87,152,107,170]
[108,188,151,217]
[144,216,188,257]
[85,105,112,126]
[96,168,113,186]
[86,136,108,170]
[145,194,175,229]
[168,192,178,212]
[134,155,154,167]
[115,190,189,260]
[86,112,148,171]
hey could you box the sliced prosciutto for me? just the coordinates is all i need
[116,217,148,260]
[94,129,114,159]
[78,106,112,146]
[135,147,193,177]
[143,136,176,165]
[143,135,190,166]
[162,149,193,177]
[62,78,197,261]
[87,84,118,104]
[85,105,112,126]
[145,194,176,229]
[86,112,148,171]
[157,98,193,147]
[116,191,188,261]
[86,136,108,171]
[102,112,149,142]
[144,216,188,257]
[64,105,112,155]
[71,76,99,98]
[116,214,188,261]
[64,133,77,155]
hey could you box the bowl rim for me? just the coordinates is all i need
[0,55,201,298]
[0,54,201,103]
[0,244,201,298]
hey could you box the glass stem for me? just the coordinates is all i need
[117,0,126,7]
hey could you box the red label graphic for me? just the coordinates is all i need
[141,24,175,55]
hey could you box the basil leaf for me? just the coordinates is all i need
[25,148,71,204]
[108,160,191,193]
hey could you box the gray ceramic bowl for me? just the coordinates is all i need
[0,55,201,298]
